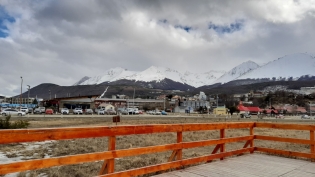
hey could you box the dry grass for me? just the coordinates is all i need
[0,116,314,177]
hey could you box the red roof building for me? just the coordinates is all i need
[238,102,261,115]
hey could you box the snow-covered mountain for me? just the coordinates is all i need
[78,67,137,85]
[237,53,315,80]
[75,66,225,87]
[183,70,226,87]
[73,76,91,85]
[74,53,315,88]
[214,61,260,84]
[125,66,183,83]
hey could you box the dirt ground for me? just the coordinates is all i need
[1,116,314,177]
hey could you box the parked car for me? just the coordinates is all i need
[161,111,167,115]
[28,108,33,114]
[301,115,310,119]
[73,108,83,114]
[1,109,26,117]
[98,109,106,115]
[61,108,69,115]
[34,107,46,114]
[146,110,153,114]
[45,109,54,115]
[127,108,138,115]
[153,110,161,115]
[106,109,116,115]
[0,106,8,111]
[120,110,128,115]
[85,109,94,114]
[276,114,284,119]
[138,110,143,114]
[20,107,29,114]
[240,113,251,118]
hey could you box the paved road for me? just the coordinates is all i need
[6,113,315,123]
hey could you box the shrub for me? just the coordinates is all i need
[0,115,29,129]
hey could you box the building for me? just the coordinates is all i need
[3,97,35,105]
[95,98,165,110]
[213,106,228,115]
[43,95,99,112]
[300,86,315,95]
[199,92,207,100]
[238,102,261,115]
[97,103,115,111]
[180,100,210,110]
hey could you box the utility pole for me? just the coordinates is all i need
[133,88,135,109]
[20,76,23,110]
[216,94,219,107]
[49,90,51,100]
[127,98,129,115]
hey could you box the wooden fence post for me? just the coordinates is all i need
[220,129,225,160]
[250,126,254,153]
[99,136,116,175]
[310,130,314,161]
[177,132,183,169]
[107,136,116,173]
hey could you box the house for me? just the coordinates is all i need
[296,107,307,114]
[238,102,261,115]
[233,93,248,101]
[252,92,264,98]
[264,109,279,115]
[97,103,115,111]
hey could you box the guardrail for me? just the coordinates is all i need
[0,122,314,176]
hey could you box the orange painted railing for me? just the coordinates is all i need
[0,122,314,176]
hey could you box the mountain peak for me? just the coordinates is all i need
[237,53,315,80]
[214,60,259,84]
[73,76,91,86]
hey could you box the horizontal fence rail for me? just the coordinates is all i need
[0,123,253,144]
[0,122,315,176]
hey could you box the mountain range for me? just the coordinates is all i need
[74,53,315,89]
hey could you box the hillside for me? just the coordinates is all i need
[17,83,165,100]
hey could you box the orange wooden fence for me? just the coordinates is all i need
[0,122,314,176]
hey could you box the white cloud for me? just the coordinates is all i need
[0,0,315,96]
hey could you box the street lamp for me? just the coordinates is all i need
[20,76,23,110]
[49,90,51,100]
[163,97,165,111]
[27,85,30,108]
[309,102,312,117]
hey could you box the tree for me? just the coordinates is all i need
[32,99,38,105]
[228,106,238,115]
[166,94,173,100]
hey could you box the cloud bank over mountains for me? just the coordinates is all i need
[1,0,315,96]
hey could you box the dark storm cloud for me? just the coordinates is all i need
[0,0,315,96]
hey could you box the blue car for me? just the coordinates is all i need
[161,111,167,115]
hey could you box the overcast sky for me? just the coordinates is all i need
[1,0,315,96]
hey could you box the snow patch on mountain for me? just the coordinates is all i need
[126,66,183,83]
[73,76,91,86]
[183,70,225,87]
[214,61,260,84]
[237,53,315,80]
[79,67,137,85]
